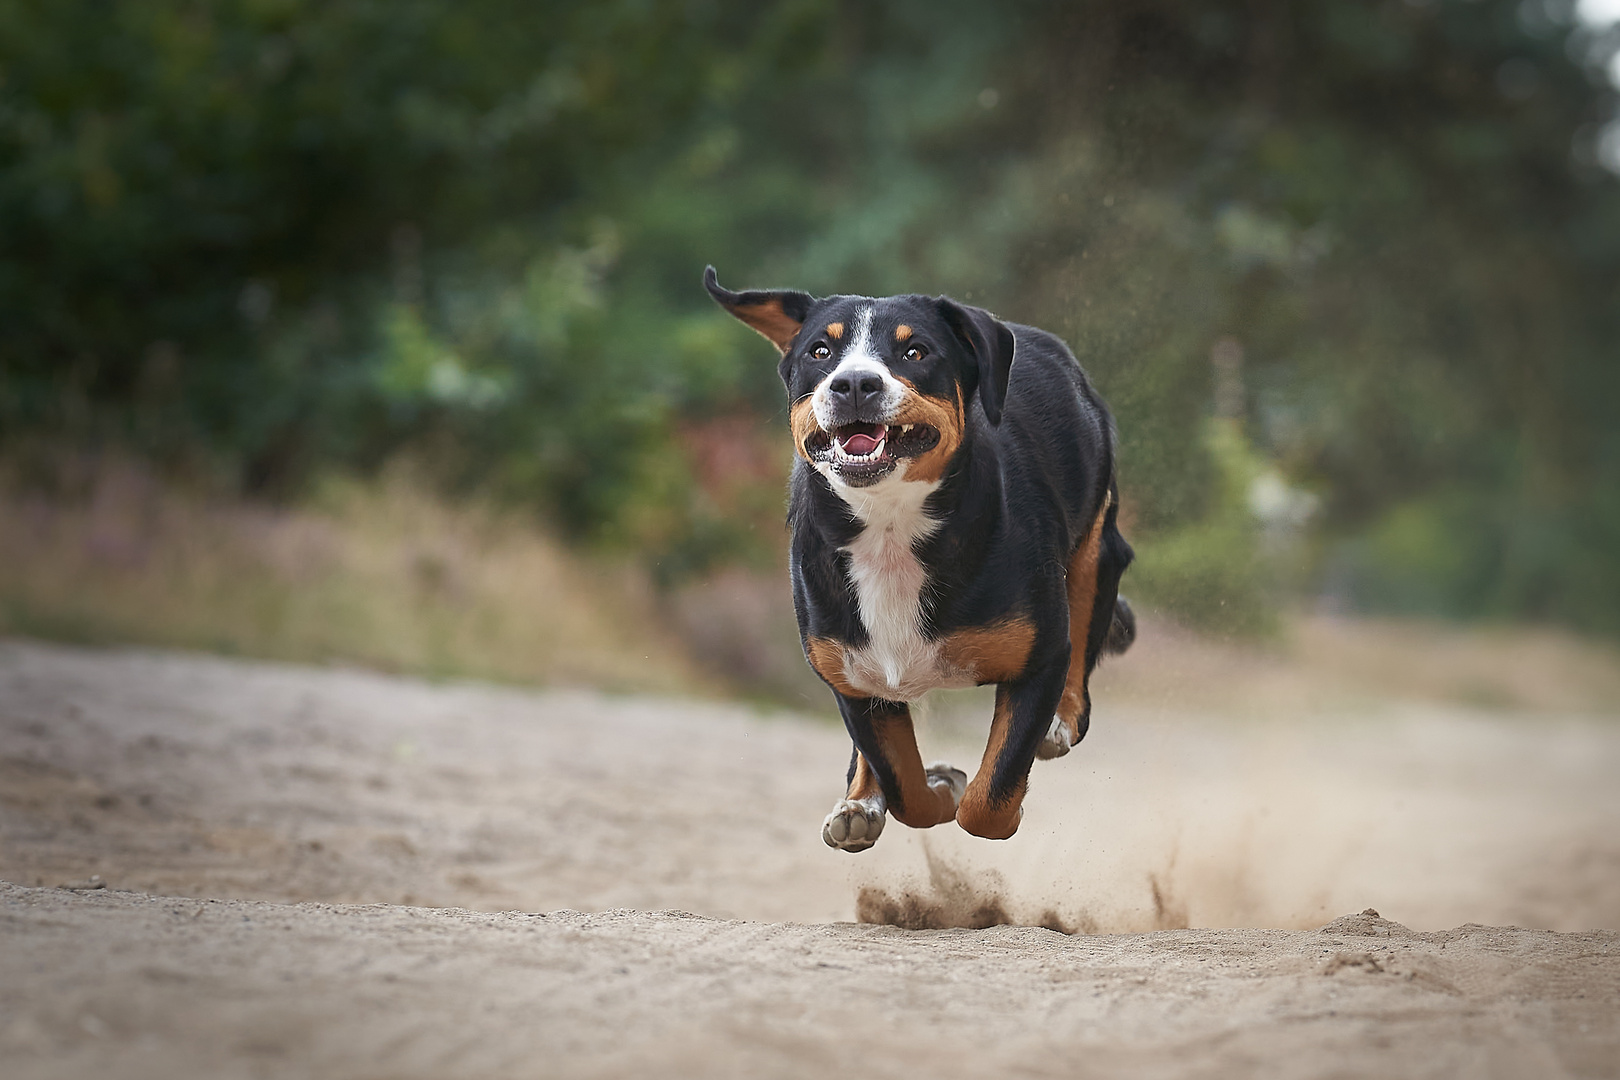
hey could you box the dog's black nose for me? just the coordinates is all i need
[827,372,885,412]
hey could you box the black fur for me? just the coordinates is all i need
[707,267,1134,837]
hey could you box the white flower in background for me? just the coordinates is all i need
[1577,0,1620,27]
[1249,471,1319,531]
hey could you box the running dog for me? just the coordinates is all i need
[705,266,1134,851]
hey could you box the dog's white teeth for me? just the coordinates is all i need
[832,437,885,464]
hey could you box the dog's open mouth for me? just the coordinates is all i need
[805,422,941,484]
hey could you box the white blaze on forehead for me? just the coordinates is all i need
[811,304,906,432]
[845,304,877,363]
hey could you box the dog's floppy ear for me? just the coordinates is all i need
[704,266,814,355]
[937,297,1016,426]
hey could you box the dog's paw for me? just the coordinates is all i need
[1035,714,1072,760]
[925,762,968,810]
[823,795,887,852]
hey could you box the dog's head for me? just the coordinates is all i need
[704,266,1014,488]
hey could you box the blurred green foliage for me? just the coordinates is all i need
[1129,420,1282,636]
[3,0,1619,632]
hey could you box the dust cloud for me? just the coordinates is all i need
[846,692,1620,934]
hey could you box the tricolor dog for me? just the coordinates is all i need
[705,267,1134,851]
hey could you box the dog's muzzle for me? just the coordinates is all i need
[804,420,942,487]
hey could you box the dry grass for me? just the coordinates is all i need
[1088,610,1620,719]
[3,456,1618,719]
[0,459,698,693]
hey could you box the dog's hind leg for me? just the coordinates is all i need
[823,696,964,852]
[957,650,1069,839]
[1040,491,1134,760]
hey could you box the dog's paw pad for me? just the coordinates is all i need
[823,797,886,852]
[925,763,968,808]
[1035,715,1072,760]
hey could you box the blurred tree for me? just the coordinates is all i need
[2,0,1617,632]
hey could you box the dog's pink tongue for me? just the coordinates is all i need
[842,433,880,455]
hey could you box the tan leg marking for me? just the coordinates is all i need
[868,710,960,828]
[939,616,1037,684]
[846,752,883,801]
[806,637,862,697]
[808,640,961,829]
[1051,497,1110,749]
[956,688,1026,839]
[829,736,963,851]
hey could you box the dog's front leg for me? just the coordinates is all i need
[956,650,1070,839]
[822,695,965,852]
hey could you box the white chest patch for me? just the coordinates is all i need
[823,469,972,701]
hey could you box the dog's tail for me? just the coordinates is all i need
[1103,595,1136,656]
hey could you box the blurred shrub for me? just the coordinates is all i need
[1342,481,1620,631]
[1130,520,1276,638]
[1128,421,1284,636]
[2,0,1620,636]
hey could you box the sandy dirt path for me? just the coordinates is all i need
[5,889,1616,1080]
[2,638,1618,1077]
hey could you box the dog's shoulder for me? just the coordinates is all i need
[1000,323,1107,433]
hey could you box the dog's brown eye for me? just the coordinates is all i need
[811,343,832,360]
[903,345,927,363]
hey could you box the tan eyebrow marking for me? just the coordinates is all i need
[894,325,913,342]
[825,322,844,340]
